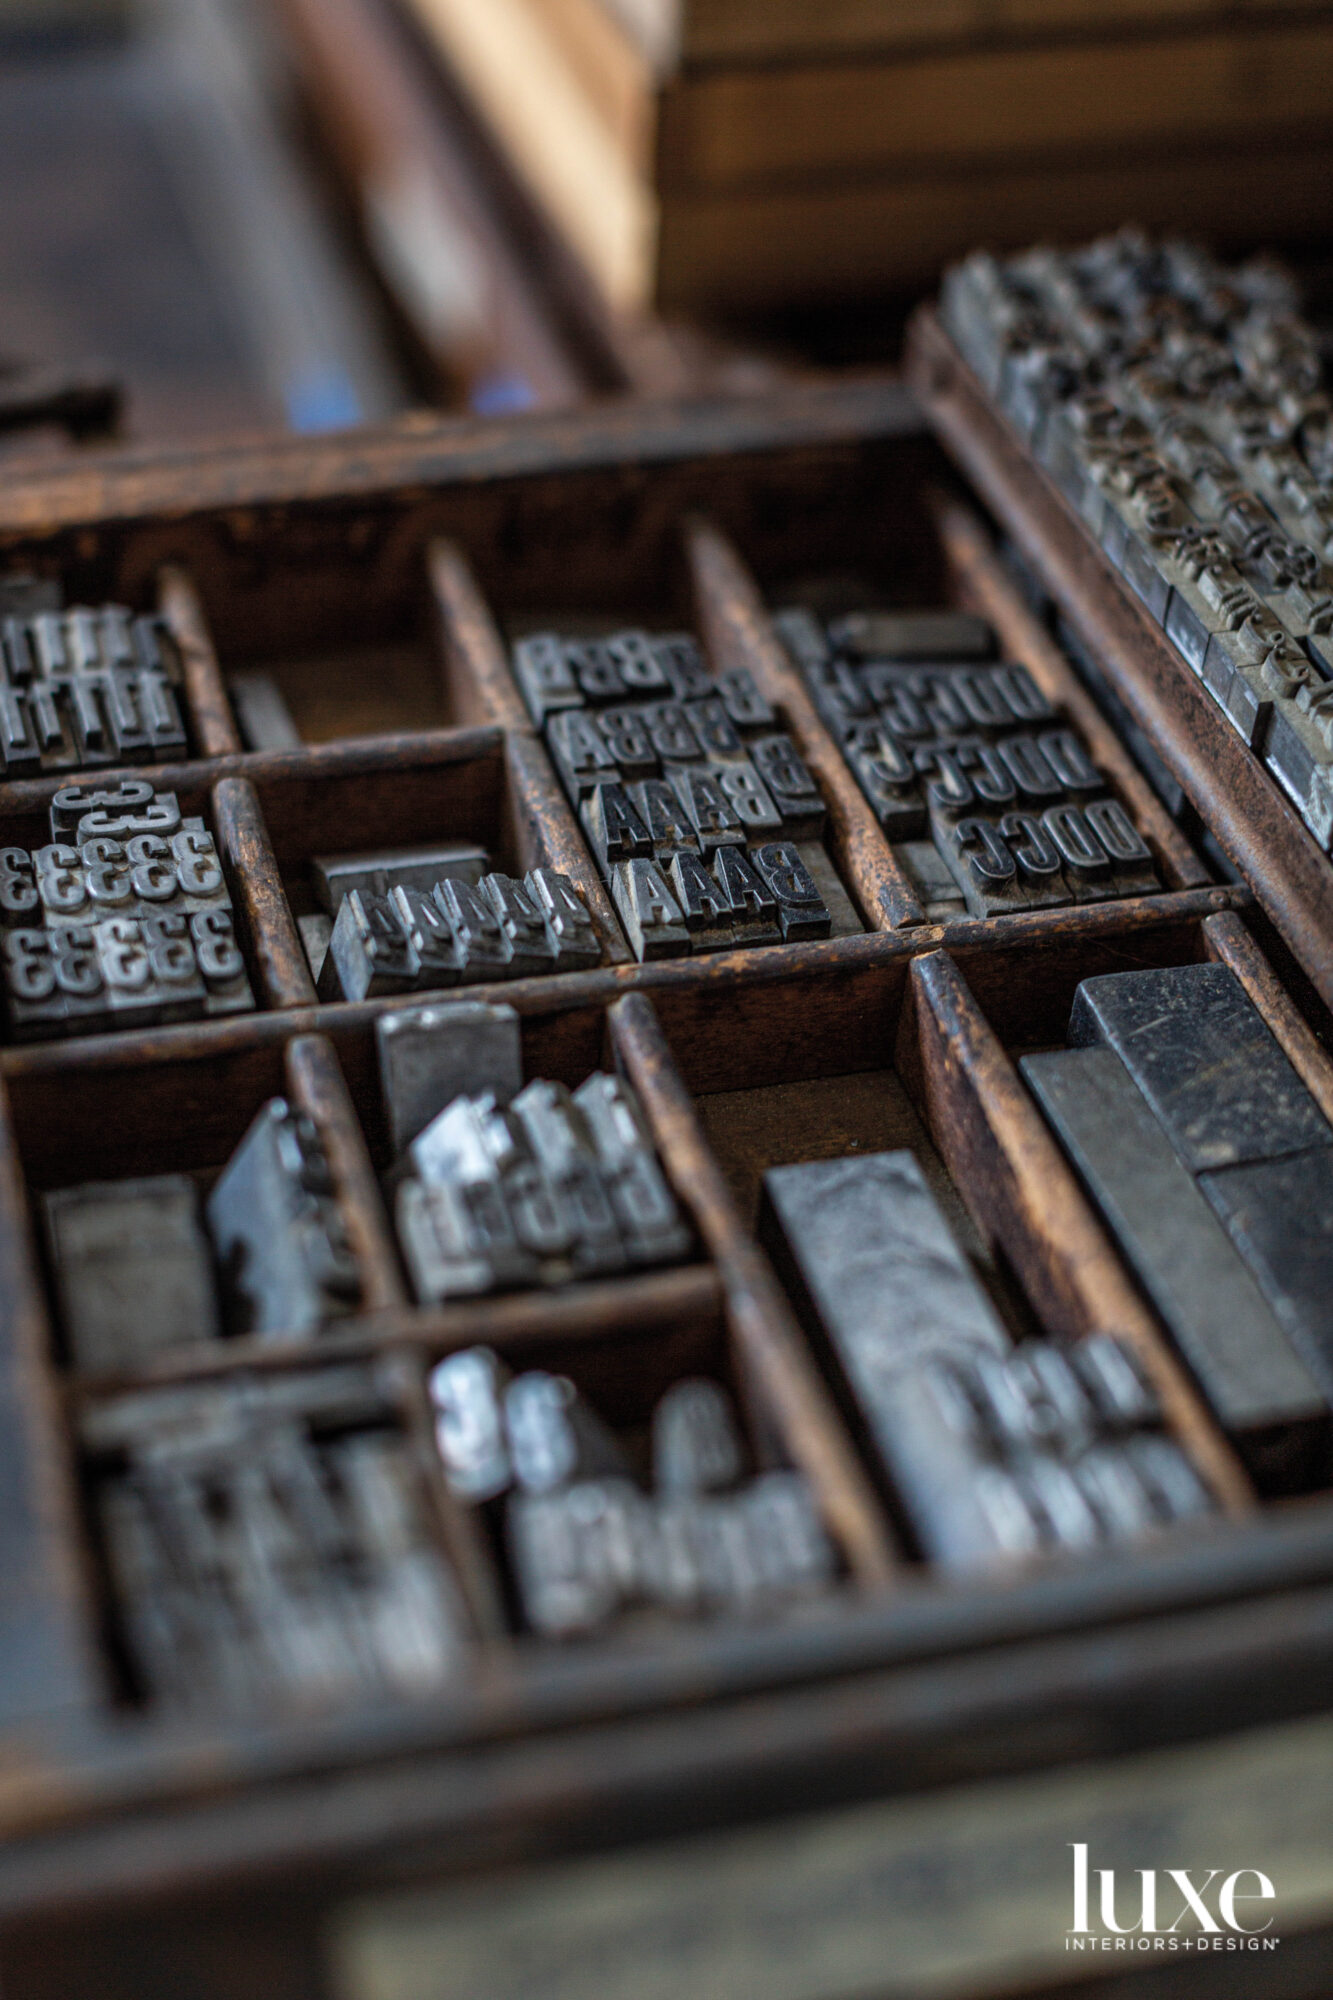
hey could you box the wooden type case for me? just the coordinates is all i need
[0,383,1329,1998]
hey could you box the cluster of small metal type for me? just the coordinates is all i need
[943,228,1333,849]
[897,1336,1213,1569]
[775,606,1161,917]
[0,599,188,774]
[310,837,602,1001]
[513,628,845,959]
[46,1097,361,1375]
[88,1370,470,1715]
[761,1151,1213,1573]
[431,1354,836,1638]
[0,780,252,1040]
[397,1071,691,1304]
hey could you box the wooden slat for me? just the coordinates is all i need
[158,565,242,758]
[212,776,317,1010]
[428,538,532,730]
[284,1034,407,1313]
[608,990,899,1587]
[504,732,633,966]
[685,516,926,931]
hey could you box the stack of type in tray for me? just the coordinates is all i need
[2,379,1333,1998]
[391,0,1333,313]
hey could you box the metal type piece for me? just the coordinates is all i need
[684,695,743,757]
[563,640,626,705]
[860,1363,1041,1572]
[652,633,712,701]
[574,1072,692,1264]
[841,724,926,836]
[312,843,489,916]
[748,736,826,840]
[716,667,776,730]
[323,890,419,1002]
[749,842,832,940]
[512,633,584,724]
[653,1379,744,1497]
[428,1349,511,1502]
[640,700,703,763]
[1070,964,1332,1173]
[609,858,690,960]
[507,1480,642,1638]
[1022,1047,1327,1462]
[602,630,672,695]
[1201,1146,1333,1399]
[667,767,746,850]
[714,760,783,833]
[545,708,620,796]
[504,1373,625,1494]
[229,672,303,751]
[480,874,557,978]
[45,1176,220,1374]
[625,778,700,858]
[932,807,1035,919]
[828,612,995,661]
[409,1089,514,1186]
[207,1099,361,1337]
[521,868,599,970]
[434,878,514,980]
[761,1153,1010,1470]
[594,706,658,782]
[580,783,654,870]
[92,1374,469,1713]
[710,845,782,946]
[668,849,736,951]
[388,885,465,990]
[397,1177,530,1300]
[511,1080,626,1275]
[1074,1334,1162,1432]
[49,780,181,843]
[377,1000,522,1155]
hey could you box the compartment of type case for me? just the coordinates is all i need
[22,1034,385,1379]
[420,1315,844,1646]
[78,1358,486,1718]
[243,732,629,1002]
[0,775,256,1042]
[605,922,1300,1582]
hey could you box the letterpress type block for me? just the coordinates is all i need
[1022,1047,1327,1475]
[428,1348,511,1501]
[377,999,522,1155]
[46,1176,220,1373]
[207,1099,361,1336]
[828,611,994,662]
[434,878,514,980]
[322,890,418,1002]
[312,842,488,916]
[512,633,583,724]
[1070,964,1332,1173]
[580,783,653,870]
[523,868,601,969]
[1200,1146,1333,1399]
[653,1379,744,1497]
[610,858,690,960]
[761,1152,1010,1474]
[545,708,619,796]
[750,842,832,940]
